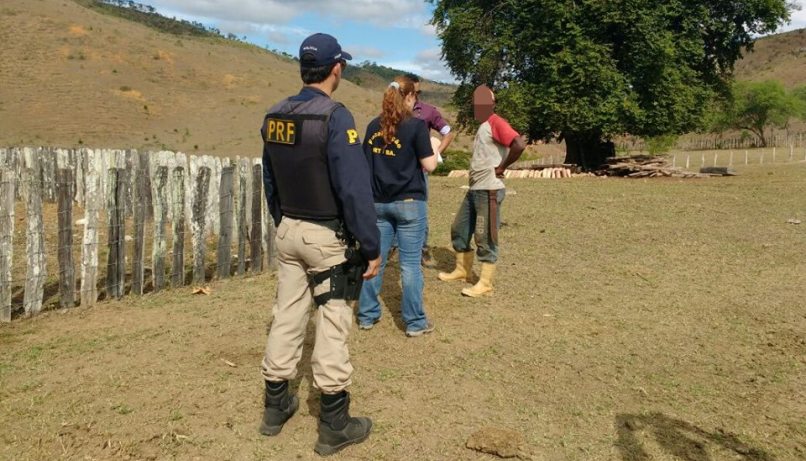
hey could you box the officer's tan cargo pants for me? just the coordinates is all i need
[261,218,353,394]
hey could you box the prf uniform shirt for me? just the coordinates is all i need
[470,113,520,190]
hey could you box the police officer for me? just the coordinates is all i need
[258,33,381,457]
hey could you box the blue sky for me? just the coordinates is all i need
[144,0,806,84]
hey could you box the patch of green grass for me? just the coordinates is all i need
[378,368,399,381]
[23,345,43,361]
[111,403,133,415]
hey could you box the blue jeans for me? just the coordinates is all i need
[450,189,505,263]
[358,200,429,331]
[391,173,429,251]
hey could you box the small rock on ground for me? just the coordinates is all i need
[466,426,526,459]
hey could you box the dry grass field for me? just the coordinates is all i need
[1,162,804,460]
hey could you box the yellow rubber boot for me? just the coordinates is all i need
[461,263,495,297]
[438,251,474,282]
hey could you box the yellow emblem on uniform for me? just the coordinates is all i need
[346,129,359,145]
[265,118,297,145]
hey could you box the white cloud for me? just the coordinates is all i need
[150,0,296,25]
[383,49,455,84]
[267,30,291,46]
[785,2,806,30]
[345,45,386,60]
[420,23,437,37]
[149,0,429,28]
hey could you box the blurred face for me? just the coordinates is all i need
[473,85,496,123]
[413,81,421,100]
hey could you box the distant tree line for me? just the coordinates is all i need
[342,61,406,83]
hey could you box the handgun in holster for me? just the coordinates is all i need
[310,227,367,307]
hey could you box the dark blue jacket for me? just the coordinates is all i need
[262,87,380,261]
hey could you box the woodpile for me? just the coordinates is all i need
[597,155,708,178]
[447,165,579,179]
[506,168,573,178]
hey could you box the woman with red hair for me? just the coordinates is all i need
[358,76,437,337]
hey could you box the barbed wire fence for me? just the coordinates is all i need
[0,147,278,322]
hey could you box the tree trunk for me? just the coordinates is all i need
[563,132,614,171]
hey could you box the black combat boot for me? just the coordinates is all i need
[259,380,299,436]
[314,391,372,456]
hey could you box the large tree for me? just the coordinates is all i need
[430,0,792,169]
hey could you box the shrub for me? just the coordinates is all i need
[432,149,471,176]
[646,134,678,155]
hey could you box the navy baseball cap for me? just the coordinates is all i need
[299,33,352,68]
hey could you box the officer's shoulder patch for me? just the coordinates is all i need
[264,117,298,145]
[346,129,360,146]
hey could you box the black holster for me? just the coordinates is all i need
[310,246,367,307]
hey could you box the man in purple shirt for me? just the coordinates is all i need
[405,73,456,267]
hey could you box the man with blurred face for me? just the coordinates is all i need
[438,85,525,297]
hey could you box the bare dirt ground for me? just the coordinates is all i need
[2,162,804,460]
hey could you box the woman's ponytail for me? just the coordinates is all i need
[380,76,416,144]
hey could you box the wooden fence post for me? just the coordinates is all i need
[0,169,15,322]
[57,169,76,309]
[106,169,126,299]
[191,166,211,284]
[24,167,46,316]
[237,159,249,275]
[41,148,56,203]
[250,164,263,273]
[151,166,169,292]
[81,157,100,307]
[75,148,86,205]
[124,150,135,217]
[217,166,234,279]
[171,167,186,287]
[131,152,149,295]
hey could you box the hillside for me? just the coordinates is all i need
[343,62,456,108]
[0,0,465,157]
[734,28,806,87]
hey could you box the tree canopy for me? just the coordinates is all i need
[430,0,792,168]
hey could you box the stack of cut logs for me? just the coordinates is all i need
[447,165,576,179]
[597,155,706,178]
